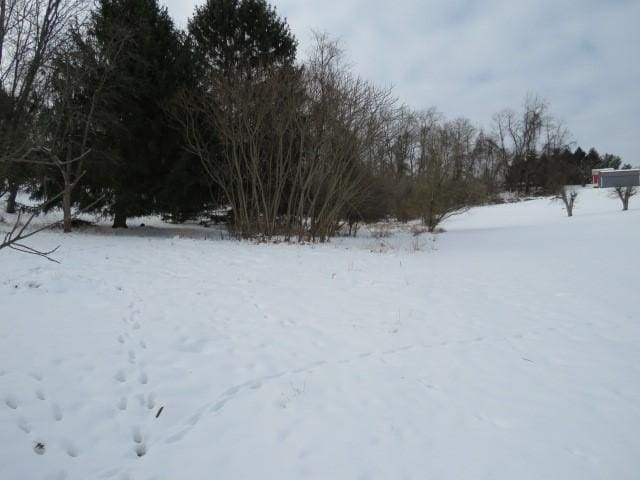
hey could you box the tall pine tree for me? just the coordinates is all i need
[90,0,186,227]
[188,0,297,76]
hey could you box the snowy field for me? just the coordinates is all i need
[1,187,639,480]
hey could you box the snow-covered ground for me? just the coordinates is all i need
[1,187,639,480]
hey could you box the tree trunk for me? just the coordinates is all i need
[5,183,18,213]
[112,211,128,228]
[564,197,573,217]
[616,187,630,211]
[62,187,72,233]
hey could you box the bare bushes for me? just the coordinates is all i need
[411,120,487,232]
[179,34,393,241]
[176,33,505,241]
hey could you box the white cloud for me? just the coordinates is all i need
[163,0,640,163]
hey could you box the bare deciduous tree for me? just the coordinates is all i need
[33,27,125,232]
[492,95,570,194]
[413,117,485,232]
[472,129,505,197]
[556,187,578,217]
[612,186,637,211]
[177,32,394,242]
[0,0,86,212]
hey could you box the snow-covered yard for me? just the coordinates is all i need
[1,187,639,479]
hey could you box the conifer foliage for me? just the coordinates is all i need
[89,0,186,227]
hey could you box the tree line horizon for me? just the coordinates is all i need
[0,0,629,245]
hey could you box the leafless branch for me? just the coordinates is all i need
[1,188,102,262]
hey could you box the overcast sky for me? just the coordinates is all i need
[163,0,639,164]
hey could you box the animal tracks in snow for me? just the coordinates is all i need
[117,397,128,411]
[1,369,85,466]
[161,325,554,446]
[1,286,558,475]
[5,394,18,409]
[0,293,163,480]
[109,298,160,461]
[18,416,31,433]
[51,403,63,421]
[132,427,148,458]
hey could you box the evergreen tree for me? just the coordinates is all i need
[89,0,188,227]
[585,148,601,177]
[599,153,622,170]
[572,146,587,185]
[153,33,212,223]
[171,0,298,225]
[188,0,297,76]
